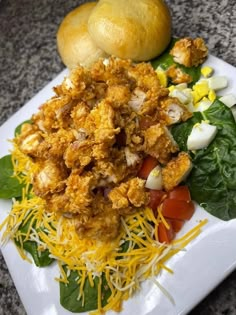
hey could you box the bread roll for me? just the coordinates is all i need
[88,0,172,61]
[57,2,107,69]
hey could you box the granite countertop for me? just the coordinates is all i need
[0,0,236,314]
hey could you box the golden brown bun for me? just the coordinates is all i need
[88,0,172,61]
[57,2,107,69]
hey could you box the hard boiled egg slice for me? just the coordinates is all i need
[219,94,236,108]
[187,121,217,150]
[145,165,163,190]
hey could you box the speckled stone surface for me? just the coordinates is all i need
[0,0,236,314]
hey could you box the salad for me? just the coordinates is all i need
[0,38,236,315]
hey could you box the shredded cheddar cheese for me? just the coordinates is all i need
[0,142,208,315]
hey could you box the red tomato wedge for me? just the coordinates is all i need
[158,221,175,244]
[148,189,166,212]
[138,156,158,179]
[168,185,191,201]
[168,218,185,233]
[162,199,195,220]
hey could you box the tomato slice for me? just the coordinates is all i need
[168,186,191,201]
[158,220,175,243]
[138,156,158,179]
[162,199,195,220]
[168,218,185,233]
[148,189,166,213]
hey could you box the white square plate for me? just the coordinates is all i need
[1,55,236,315]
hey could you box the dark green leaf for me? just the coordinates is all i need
[0,155,25,199]
[14,212,54,267]
[151,38,201,85]
[60,268,111,313]
[171,100,236,220]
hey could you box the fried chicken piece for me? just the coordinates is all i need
[64,139,93,169]
[33,160,68,197]
[106,85,131,107]
[170,38,208,67]
[36,129,76,160]
[33,96,74,132]
[108,178,148,215]
[76,208,120,241]
[166,65,192,84]
[70,102,91,130]
[143,124,179,164]
[159,97,192,125]
[162,152,193,191]
[128,62,161,91]
[17,123,43,157]
[85,100,120,144]
[64,171,96,215]
[94,153,129,185]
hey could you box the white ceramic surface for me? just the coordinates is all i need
[1,56,236,315]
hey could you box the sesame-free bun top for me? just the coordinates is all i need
[88,0,172,61]
[57,2,107,69]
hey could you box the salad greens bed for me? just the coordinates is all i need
[171,99,236,220]
[0,40,236,313]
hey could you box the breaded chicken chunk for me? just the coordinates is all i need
[162,152,193,191]
[170,38,208,67]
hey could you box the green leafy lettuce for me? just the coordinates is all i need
[171,99,236,220]
[0,155,25,199]
[14,214,54,267]
[60,268,111,313]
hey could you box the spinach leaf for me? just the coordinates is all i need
[171,100,236,220]
[60,268,111,313]
[15,120,31,136]
[14,212,54,267]
[151,38,201,85]
[0,155,25,199]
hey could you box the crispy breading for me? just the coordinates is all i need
[166,65,192,84]
[170,38,208,67]
[33,160,68,197]
[64,139,93,169]
[33,95,74,132]
[36,129,76,160]
[108,178,148,215]
[143,123,179,164]
[159,97,192,125]
[17,54,196,241]
[17,123,43,157]
[162,152,193,191]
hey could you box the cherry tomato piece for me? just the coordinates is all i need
[138,156,158,179]
[158,220,175,244]
[168,186,191,201]
[148,189,166,213]
[162,199,195,220]
[168,218,185,233]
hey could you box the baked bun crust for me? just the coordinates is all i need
[57,2,107,69]
[88,0,172,61]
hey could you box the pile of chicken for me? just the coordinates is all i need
[16,39,207,242]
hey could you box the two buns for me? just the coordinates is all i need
[57,0,172,69]
[57,2,107,69]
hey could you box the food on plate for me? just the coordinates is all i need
[2,35,236,314]
[57,2,107,69]
[15,57,193,242]
[88,0,172,61]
